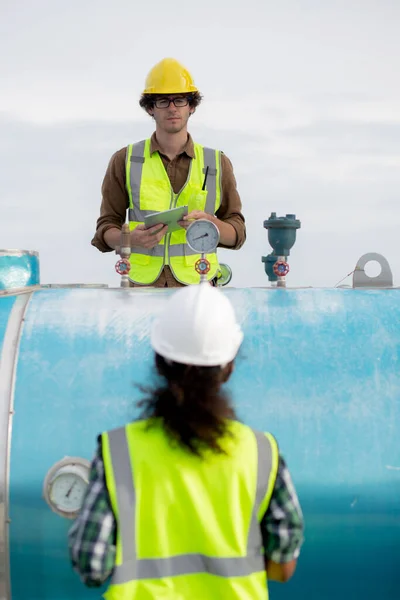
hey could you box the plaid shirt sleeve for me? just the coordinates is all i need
[68,439,116,587]
[260,455,305,563]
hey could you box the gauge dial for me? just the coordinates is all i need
[43,457,90,519]
[186,219,220,254]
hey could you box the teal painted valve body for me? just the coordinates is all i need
[264,213,301,256]
[262,213,301,281]
[261,254,278,282]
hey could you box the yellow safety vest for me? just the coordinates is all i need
[125,139,222,285]
[101,418,279,600]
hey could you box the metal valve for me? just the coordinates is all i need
[273,261,290,277]
[116,224,131,287]
[115,258,131,276]
[195,258,211,276]
[262,213,301,286]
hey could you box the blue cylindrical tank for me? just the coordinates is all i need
[0,286,399,599]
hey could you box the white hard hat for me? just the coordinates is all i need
[150,284,244,366]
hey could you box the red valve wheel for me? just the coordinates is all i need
[115,258,131,275]
[273,260,290,276]
[195,258,211,275]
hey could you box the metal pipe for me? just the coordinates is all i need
[0,293,32,600]
[276,255,286,288]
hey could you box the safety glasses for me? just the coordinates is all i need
[153,96,190,109]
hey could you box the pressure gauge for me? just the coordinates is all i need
[43,457,90,519]
[186,219,220,254]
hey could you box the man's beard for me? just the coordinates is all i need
[163,115,188,133]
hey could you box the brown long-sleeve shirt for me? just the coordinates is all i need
[91,132,246,286]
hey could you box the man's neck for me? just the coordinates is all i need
[155,128,188,160]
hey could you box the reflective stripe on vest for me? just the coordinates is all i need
[126,140,146,221]
[128,244,198,258]
[106,425,274,584]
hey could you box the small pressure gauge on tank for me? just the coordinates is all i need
[186,219,220,254]
[43,457,90,519]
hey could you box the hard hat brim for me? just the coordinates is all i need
[150,321,243,367]
[142,86,199,95]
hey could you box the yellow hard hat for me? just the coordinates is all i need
[143,58,198,95]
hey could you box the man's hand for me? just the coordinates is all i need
[178,211,215,230]
[131,224,168,249]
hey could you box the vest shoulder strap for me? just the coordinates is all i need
[197,144,220,177]
[126,140,147,166]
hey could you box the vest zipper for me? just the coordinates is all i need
[164,189,175,266]
[164,160,193,268]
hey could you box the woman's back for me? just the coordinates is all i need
[102,417,278,600]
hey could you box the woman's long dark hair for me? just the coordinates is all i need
[137,353,237,457]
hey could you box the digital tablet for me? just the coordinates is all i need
[144,205,189,234]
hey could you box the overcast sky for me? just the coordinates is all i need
[1,0,399,288]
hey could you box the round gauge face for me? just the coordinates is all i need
[186,219,220,254]
[49,471,88,514]
[43,458,90,518]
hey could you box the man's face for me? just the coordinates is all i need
[149,94,193,133]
